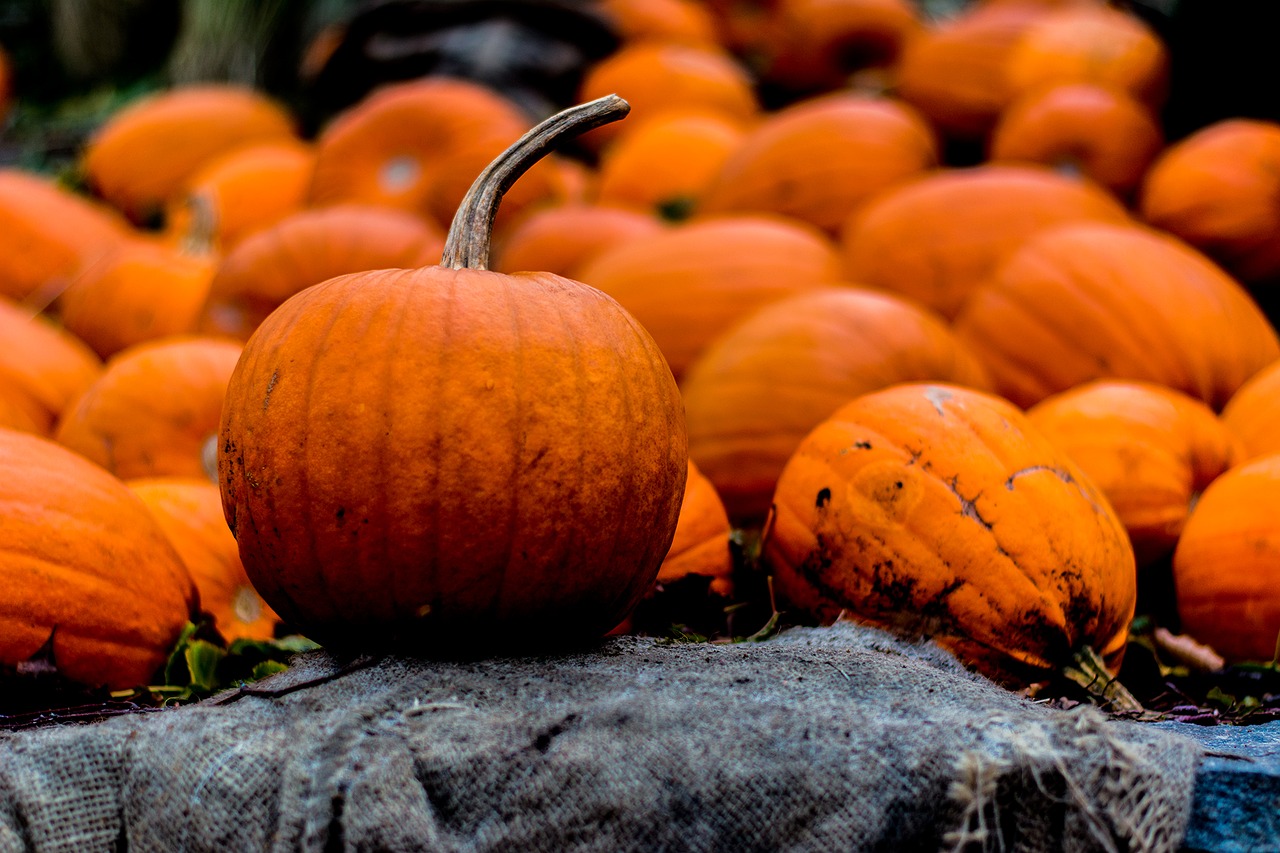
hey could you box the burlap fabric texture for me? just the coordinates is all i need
[0,622,1201,852]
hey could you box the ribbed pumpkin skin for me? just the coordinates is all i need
[839,164,1130,319]
[219,267,688,648]
[577,215,844,378]
[56,336,242,480]
[657,460,734,596]
[683,288,992,525]
[82,85,297,223]
[0,169,132,302]
[1221,358,1280,461]
[1173,454,1280,663]
[954,222,1280,410]
[0,429,197,689]
[1027,380,1244,567]
[699,93,938,234]
[0,296,102,434]
[199,205,445,341]
[764,383,1136,685]
[1138,119,1280,285]
[129,477,278,643]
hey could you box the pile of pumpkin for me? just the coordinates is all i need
[2,0,1279,707]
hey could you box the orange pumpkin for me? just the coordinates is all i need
[129,477,278,643]
[1220,358,1280,461]
[595,110,748,218]
[577,213,844,378]
[953,222,1280,410]
[764,382,1136,685]
[699,92,938,234]
[1173,453,1280,663]
[163,139,316,252]
[0,169,133,304]
[989,83,1164,200]
[1027,380,1244,567]
[218,96,688,650]
[57,238,217,359]
[492,203,666,279]
[682,287,992,525]
[575,41,760,151]
[308,77,572,235]
[81,84,298,224]
[0,295,102,434]
[657,460,735,597]
[55,336,242,481]
[0,428,197,690]
[198,204,445,342]
[1138,119,1280,285]
[0,384,42,435]
[839,164,1130,319]
[596,0,721,45]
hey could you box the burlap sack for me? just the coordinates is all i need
[0,623,1201,852]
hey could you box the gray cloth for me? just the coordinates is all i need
[0,623,1201,852]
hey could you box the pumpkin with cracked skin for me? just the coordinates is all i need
[0,428,197,690]
[763,382,1136,685]
[218,97,688,650]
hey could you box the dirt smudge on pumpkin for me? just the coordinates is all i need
[815,487,831,508]
[262,369,279,411]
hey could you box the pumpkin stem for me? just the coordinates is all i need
[441,94,631,271]
[1062,645,1145,715]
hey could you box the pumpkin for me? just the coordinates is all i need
[682,287,992,525]
[763,382,1136,685]
[1004,5,1169,109]
[218,96,688,650]
[55,336,242,481]
[129,477,278,643]
[761,0,923,95]
[895,2,1051,141]
[491,203,666,279]
[839,164,1130,319]
[163,139,316,253]
[657,460,735,597]
[307,77,573,236]
[989,83,1164,200]
[1027,380,1244,567]
[595,110,748,219]
[1173,453,1280,663]
[575,41,760,151]
[596,0,720,45]
[1138,119,1280,286]
[198,204,445,342]
[0,169,133,304]
[1220,358,1280,461]
[576,213,844,378]
[81,84,298,224]
[0,384,42,435]
[698,92,938,235]
[0,295,102,434]
[0,428,197,690]
[953,222,1280,410]
[57,238,217,359]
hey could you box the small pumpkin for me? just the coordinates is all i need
[657,460,735,597]
[0,428,197,690]
[763,382,1136,686]
[596,0,721,45]
[576,213,844,378]
[55,336,242,481]
[1220,358,1280,461]
[0,295,102,434]
[1173,453,1280,663]
[1027,380,1244,567]
[81,84,298,224]
[698,91,938,235]
[218,96,688,650]
[1138,118,1280,286]
[989,83,1164,200]
[492,203,666,279]
[839,164,1130,319]
[129,477,278,643]
[953,222,1280,410]
[682,287,992,525]
[198,204,445,342]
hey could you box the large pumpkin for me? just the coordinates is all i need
[0,428,197,690]
[219,97,688,650]
[764,382,1136,685]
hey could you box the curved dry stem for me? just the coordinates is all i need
[441,94,631,271]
